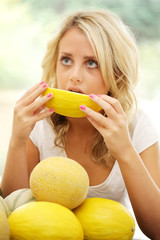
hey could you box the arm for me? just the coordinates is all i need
[118,142,160,239]
[26,138,40,179]
[80,94,160,239]
[1,138,29,197]
[1,82,53,197]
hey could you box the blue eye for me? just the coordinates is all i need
[87,59,98,68]
[60,57,72,65]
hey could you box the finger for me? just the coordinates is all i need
[28,92,53,114]
[32,108,54,123]
[80,104,109,128]
[89,94,117,118]
[33,105,46,115]
[97,94,124,115]
[19,81,45,100]
[18,82,48,106]
[87,114,106,135]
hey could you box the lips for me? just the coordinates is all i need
[68,86,84,94]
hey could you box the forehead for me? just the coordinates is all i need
[58,27,96,55]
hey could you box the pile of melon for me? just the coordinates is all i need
[0,156,135,240]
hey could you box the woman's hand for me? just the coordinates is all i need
[11,81,54,144]
[80,94,133,161]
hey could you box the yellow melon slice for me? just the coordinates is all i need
[73,198,135,240]
[8,201,83,240]
[41,87,101,117]
[30,157,89,209]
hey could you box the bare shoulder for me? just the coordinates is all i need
[140,141,160,187]
[26,138,40,178]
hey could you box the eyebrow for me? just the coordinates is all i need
[59,52,97,59]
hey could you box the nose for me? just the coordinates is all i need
[69,65,83,83]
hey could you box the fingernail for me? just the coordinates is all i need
[47,93,53,98]
[89,94,95,99]
[97,94,101,97]
[49,108,54,112]
[87,115,91,118]
[80,105,86,110]
[40,81,45,84]
[42,83,47,88]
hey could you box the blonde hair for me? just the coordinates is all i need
[41,9,139,166]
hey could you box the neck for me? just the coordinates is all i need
[67,116,96,137]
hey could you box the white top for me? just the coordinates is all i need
[30,109,159,239]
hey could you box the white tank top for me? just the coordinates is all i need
[30,109,159,239]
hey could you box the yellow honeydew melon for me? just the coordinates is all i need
[30,157,89,209]
[8,201,83,240]
[4,188,36,213]
[0,196,10,217]
[41,87,101,117]
[0,211,10,240]
[73,198,135,240]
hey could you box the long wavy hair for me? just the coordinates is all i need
[41,9,139,167]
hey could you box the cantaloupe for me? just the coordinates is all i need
[73,198,135,240]
[8,201,83,240]
[4,188,35,213]
[30,156,89,209]
[41,87,101,117]
[0,211,10,240]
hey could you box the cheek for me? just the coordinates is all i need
[56,64,62,86]
[93,74,109,93]
[56,63,61,79]
[56,65,67,89]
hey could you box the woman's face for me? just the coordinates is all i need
[56,27,109,95]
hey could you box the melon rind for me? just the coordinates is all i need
[4,188,36,213]
[8,201,83,240]
[0,211,10,240]
[73,198,135,240]
[30,157,89,210]
[41,87,102,117]
[0,196,10,217]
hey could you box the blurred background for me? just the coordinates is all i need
[0,0,160,177]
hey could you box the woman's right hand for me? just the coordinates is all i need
[11,81,54,144]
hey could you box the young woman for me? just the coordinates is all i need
[1,9,160,239]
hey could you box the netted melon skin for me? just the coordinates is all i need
[30,157,89,209]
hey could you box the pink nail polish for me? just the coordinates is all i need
[42,83,47,88]
[40,81,45,84]
[89,94,95,98]
[49,108,54,112]
[80,105,86,110]
[97,94,102,97]
[47,93,53,98]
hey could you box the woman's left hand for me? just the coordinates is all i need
[80,94,133,160]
